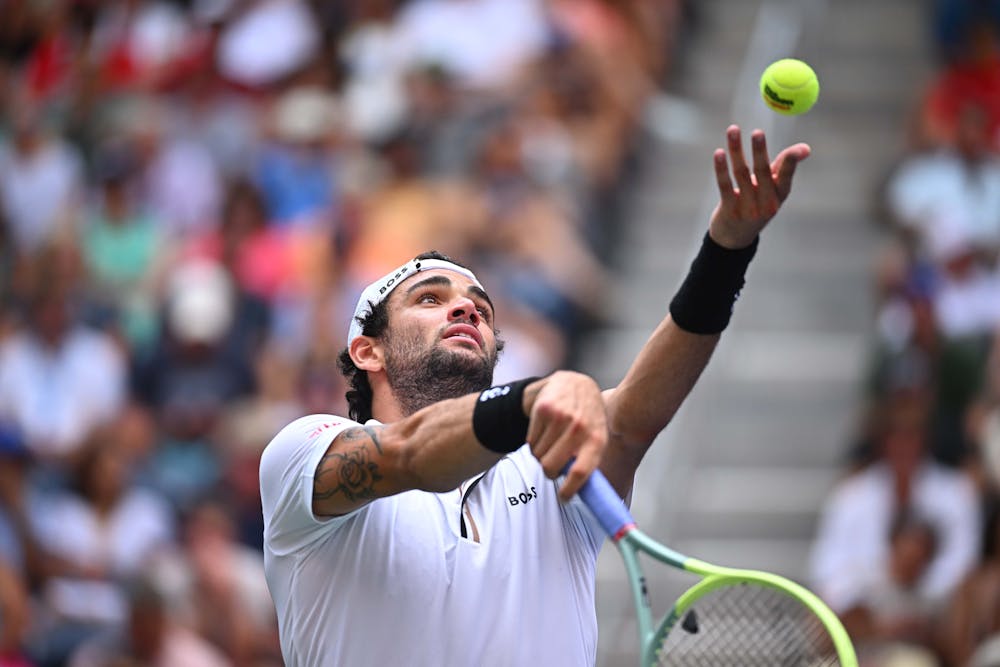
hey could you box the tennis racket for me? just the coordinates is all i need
[577,468,858,666]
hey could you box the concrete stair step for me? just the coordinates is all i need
[670,511,821,543]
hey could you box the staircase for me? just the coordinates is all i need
[576,1,934,663]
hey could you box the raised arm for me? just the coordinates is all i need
[600,125,811,495]
[312,371,609,517]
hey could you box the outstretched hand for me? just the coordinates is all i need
[709,124,811,249]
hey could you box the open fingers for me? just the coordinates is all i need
[772,142,811,200]
[751,130,777,204]
[713,148,738,209]
[726,125,754,196]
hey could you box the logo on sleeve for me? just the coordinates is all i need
[308,421,344,438]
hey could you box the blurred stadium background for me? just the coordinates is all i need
[0,0,998,665]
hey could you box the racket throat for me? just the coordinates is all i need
[680,608,699,634]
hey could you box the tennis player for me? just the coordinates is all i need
[259,125,810,665]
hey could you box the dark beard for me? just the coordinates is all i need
[385,336,495,417]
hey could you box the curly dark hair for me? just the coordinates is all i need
[337,251,503,422]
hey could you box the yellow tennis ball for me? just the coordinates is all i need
[759,58,819,115]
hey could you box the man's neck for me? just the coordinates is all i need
[369,376,407,423]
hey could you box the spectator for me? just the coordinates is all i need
[337,0,410,144]
[810,390,981,617]
[256,86,344,230]
[921,15,1000,149]
[879,103,1000,464]
[0,253,127,462]
[116,96,224,239]
[68,576,230,667]
[80,147,169,352]
[469,118,610,341]
[29,433,175,665]
[401,62,499,177]
[215,0,320,91]
[0,101,83,256]
[884,103,1000,273]
[131,259,264,510]
[186,179,293,305]
[185,178,337,359]
[393,0,550,90]
[941,503,1000,666]
[343,128,484,285]
[213,342,311,548]
[931,0,1000,64]
[88,0,193,91]
[151,499,279,665]
[839,512,941,666]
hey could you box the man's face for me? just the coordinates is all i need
[380,270,499,414]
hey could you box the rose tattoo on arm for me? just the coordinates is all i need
[313,426,385,504]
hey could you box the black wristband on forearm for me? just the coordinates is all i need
[669,232,759,334]
[472,377,540,453]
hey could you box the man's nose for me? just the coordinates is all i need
[450,298,479,324]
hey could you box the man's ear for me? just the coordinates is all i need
[350,336,384,373]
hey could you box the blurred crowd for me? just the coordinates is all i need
[0,0,683,665]
[809,2,1000,666]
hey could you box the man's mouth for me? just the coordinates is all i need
[442,323,483,349]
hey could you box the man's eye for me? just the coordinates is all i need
[476,307,489,319]
[419,294,438,304]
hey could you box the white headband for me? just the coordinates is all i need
[347,258,484,346]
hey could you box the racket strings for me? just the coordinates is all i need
[655,583,841,666]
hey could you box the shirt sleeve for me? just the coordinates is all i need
[807,476,879,614]
[259,414,363,555]
[917,471,981,603]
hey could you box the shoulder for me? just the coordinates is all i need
[262,415,359,462]
[0,333,30,362]
[259,415,363,488]
[266,414,362,449]
[67,327,124,360]
[920,462,977,497]
[826,465,888,505]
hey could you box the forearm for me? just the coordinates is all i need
[608,316,718,442]
[384,393,506,493]
[313,378,549,516]
[598,221,761,493]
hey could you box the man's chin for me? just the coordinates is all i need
[433,348,494,385]
[384,340,496,415]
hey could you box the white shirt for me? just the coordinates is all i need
[809,461,981,614]
[395,0,548,89]
[885,151,1000,259]
[32,487,175,623]
[0,328,126,457]
[260,414,606,666]
[0,139,83,252]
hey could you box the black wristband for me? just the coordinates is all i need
[472,377,540,453]
[669,232,758,334]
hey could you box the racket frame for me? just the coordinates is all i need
[578,469,858,667]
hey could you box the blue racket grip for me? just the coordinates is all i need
[562,463,636,539]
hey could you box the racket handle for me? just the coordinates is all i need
[565,464,636,540]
